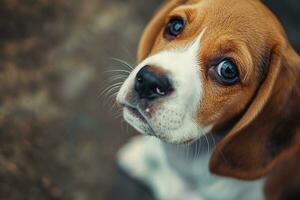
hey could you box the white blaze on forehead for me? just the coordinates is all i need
[117,29,209,143]
[144,30,206,114]
[117,29,205,106]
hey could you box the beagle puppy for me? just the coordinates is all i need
[116,0,300,199]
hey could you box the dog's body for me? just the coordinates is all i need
[116,0,300,199]
[118,136,265,200]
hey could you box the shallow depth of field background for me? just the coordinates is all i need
[0,0,299,200]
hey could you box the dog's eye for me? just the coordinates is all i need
[215,59,239,85]
[164,17,185,39]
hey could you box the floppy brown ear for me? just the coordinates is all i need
[137,0,188,62]
[209,43,300,180]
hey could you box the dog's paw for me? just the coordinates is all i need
[117,136,204,200]
[117,136,164,180]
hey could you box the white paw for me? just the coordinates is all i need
[117,136,164,179]
[117,136,203,200]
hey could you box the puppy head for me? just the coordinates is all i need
[117,0,300,178]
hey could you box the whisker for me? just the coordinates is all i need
[204,134,210,154]
[100,81,123,90]
[107,76,127,84]
[108,74,128,80]
[183,144,188,160]
[103,85,122,97]
[209,133,216,149]
[188,142,192,160]
[110,57,134,70]
[99,88,120,105]
[193,140,197,160]
[99,82,123,98]
[107,91,119,101]
[104,92,118,107]
[194,139,199,160]
[210,134,228,164]
[100,58,134,134]
[184,143,189,159]
[111,109,123,119]
[196,139,203,159]
[111,111,122,119]
[104,69,131,74]
[102,88,121,105]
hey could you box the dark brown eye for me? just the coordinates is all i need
[164,17,185,39]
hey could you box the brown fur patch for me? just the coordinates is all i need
[137,0,300,197]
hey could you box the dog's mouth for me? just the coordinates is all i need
[121,103,199,145]
[124,104,158,137]
[124,105,148,123]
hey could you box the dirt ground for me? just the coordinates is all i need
[0,0,299,200]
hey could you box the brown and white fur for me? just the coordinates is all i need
[116,0,300,199]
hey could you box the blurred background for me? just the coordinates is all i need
[0,0,299,200]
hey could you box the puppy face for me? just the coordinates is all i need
[117,0,280,144]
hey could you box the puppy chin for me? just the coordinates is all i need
[161,119,205,144]
[123,106,206,144]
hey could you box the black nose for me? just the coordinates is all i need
[135,66,172,100]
